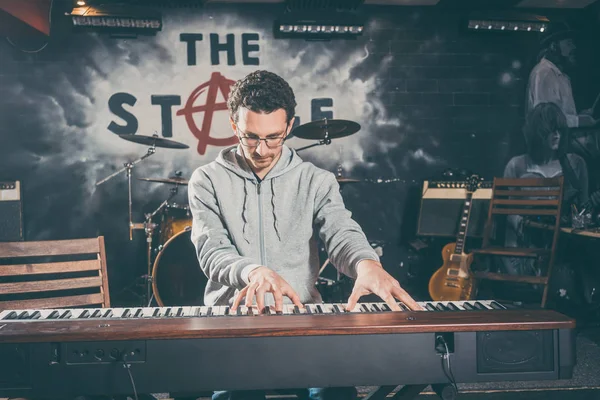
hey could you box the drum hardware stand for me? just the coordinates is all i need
[95,143,159,307]
[95,144,157,240]
[295,136,332,152]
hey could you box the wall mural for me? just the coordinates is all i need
[1,5,597,304]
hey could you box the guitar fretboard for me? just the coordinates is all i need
[454,191,473,254]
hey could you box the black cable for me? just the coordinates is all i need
[437,337,459,395]
[122,352,139,400]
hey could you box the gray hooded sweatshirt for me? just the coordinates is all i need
[188,144,379,306]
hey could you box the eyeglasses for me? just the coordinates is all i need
[237,126,287,148]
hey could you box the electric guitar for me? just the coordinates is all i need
[428,174,481,301]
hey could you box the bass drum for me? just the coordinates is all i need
[151,228,207,307]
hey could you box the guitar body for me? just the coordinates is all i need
[428,242,476,301]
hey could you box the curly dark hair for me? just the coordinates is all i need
[227,70,297,124]
[523,102,569,165]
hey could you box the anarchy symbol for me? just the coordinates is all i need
[176,72,239,155]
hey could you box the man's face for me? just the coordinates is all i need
[231,107,293,175]
[558,38,576,66]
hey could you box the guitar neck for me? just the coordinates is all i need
[454,191,474,255]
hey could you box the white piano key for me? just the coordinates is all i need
[347,303,363,313]
[294,305,307,314]
[282,304,295,315]
[330,303,348,313]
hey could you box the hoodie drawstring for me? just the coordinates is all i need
[271,178,281,241]
[242,179,250,244]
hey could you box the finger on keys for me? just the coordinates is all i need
[244,283,259,309]
[345,286,366,312]
[381,294,403,311]
[231,286,248,311]
[256,288,266,314]
[286,289,305,310]
[273,286,284,313]
[392,287,423,311]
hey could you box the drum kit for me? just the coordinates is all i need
[96,119,366,307]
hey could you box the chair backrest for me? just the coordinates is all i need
[0,236,110,310]
[482,177,564,247]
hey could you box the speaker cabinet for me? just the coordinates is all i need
[417,180,491,238]
[477,330,554,373]
[0,181,23,242]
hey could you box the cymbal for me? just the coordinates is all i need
[337,177,361,184]
[118,134,190,149]
[138,177,189,185]
[291,119,360,140]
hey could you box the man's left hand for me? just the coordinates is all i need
[346,260,423,312]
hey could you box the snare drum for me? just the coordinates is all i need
[159,203,192,244]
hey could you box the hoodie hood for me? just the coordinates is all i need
[215,144,303,181]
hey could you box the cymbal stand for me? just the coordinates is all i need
[294,126,332,152]
[95,145,157,240]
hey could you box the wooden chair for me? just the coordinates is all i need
[0,236,110,310]
[472,177,564,308]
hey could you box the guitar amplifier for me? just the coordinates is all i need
[417,180,492,238]
[0,181,24,242]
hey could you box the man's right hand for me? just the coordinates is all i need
[231,266,304,313]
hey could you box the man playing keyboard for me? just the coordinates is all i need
[188,70,421,400]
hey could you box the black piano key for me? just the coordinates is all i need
[361,304,370,312]
[332,305,342,313]
[447,303,460,311]
[293,305,300,314]
[236,307,243,316]
[134,309,142,318]
[176,307,183,317]
[59,310,72,319]
[305,305,313,314]
[103,310,113,318]
[165,308,172,317]
[122,309,131,318]
[473,302,488,310]
[30,311,41,319]
[315,305,324,314]
[371,304,381,312]
[399,303,410,311]
[462,302,476,311]
[80,310,90,318]
[490,301,506,310]
[153,308,161,317]
[3,311,18,320]
[246,307,254,316]
[195,307,202,317]
[17,311,30,319]
[206,307,213,316]
[224,307,230,316]
[381,304,391,312]
[91,310,101,318]
[425,303,438,312]
[47,311,60,319]
[436,303,449,311]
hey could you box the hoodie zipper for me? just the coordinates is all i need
[257,181,266,265]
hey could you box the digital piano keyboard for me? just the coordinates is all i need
[0,300,576,397]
